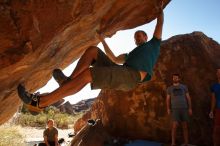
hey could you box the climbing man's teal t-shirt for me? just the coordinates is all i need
[123,37,161,82]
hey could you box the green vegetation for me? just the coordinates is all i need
[0,106,84,146]
[0,126,25,146]
[15,106,84,128]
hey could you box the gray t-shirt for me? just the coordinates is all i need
[43,127,58,142]
[167,84,189,109]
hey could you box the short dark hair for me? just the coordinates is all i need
[135,30,147,36]
[172,73,180,77]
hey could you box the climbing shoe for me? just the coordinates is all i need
[17,84,43,115]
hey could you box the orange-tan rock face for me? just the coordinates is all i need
[74,32,220,145]
[0,0,169,124]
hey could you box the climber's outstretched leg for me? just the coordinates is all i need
[70,46,99,78]
[41,68,92,107]
[17,68,92,112]
[53,46,99,86]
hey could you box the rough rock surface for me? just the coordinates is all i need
[71,119,110,146]
[72,98,95,113]
[0,0,169,124]
[52,98,95,114]
[74,32,220,145]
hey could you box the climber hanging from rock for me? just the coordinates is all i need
[17,2,164,114]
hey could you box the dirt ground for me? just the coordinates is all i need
[20,127,73,146]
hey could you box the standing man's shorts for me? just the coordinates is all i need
[171,108,189,122]
[214,109,220,145]
[90,49,141,91]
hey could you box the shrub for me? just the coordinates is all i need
[54,113,74,129]
[0,126,25,146]
[15,106,83,128]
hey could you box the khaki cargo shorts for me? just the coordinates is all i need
[90,49,141,91]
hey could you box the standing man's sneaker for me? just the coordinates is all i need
[52,69,71,86]
[17,84,44,115]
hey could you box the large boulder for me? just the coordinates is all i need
[0,0,170,124]
[71,119,110,146]
[74,32,220,145]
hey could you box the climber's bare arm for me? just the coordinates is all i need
[97,32,126,64]
[153,2,164,39]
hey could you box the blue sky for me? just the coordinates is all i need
[163,0,220,42]
[38,0,220,104]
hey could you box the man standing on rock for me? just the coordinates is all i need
[17,3,164,114]
[166,74,192,146]
[209,68,220,146]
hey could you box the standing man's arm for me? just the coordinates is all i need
[209,93,216,119]
[97,32,126,64]
[186,93,193,116]
[166,94,171,115]
[153,3,164,40]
